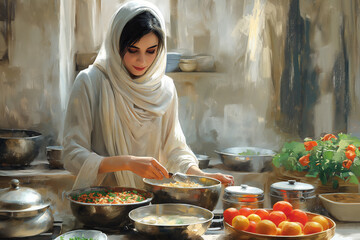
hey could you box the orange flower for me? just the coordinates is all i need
[342,159,352,169]
[322,134,337,141]
[345,150,356,161]
[304,141,317,151]
[299,154,310,166]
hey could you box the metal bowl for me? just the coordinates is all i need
[54,230,107,240]
[224,211,336,239]
[129,203,213,237]
[215,147,275,172]
[65,186,153,227]
[0,129,43,167]
[196,154,210,169]
[143,175,221,211]
[46,145,64,169]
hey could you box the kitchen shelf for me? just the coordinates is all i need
[166,72,225,81]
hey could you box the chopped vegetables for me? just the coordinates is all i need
[71,190,146,204]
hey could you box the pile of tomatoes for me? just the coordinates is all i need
[223,201,330,236]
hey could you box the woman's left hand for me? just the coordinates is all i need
[203,172,234,186]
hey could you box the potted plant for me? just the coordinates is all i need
[272,133,360,190]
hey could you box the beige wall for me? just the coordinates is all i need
[0,0,359,160]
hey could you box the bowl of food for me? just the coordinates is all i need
[319,193,360,222]
[129,203,213,237]
[65,186,153,227]
[224,208,336,239]
[0,129,43,167]
[215,147,275,172]
[143,175,221,211]
[196,154,210,169]
[54,230,107,240]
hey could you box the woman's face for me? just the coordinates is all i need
[122,32,159,77]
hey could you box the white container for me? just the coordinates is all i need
[319,193,360,222]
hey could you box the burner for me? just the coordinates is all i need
[205,212,224,235]
[0,221,62,240]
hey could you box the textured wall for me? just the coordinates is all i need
[0,0,359,160]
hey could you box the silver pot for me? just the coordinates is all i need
[0,179,53,238]
[270,180,317,212]
[0,129,43,167]
[215,147,275,172]
[196,154,210,169]
[222,184,264,210]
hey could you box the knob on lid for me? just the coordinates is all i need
[0,179,43,210]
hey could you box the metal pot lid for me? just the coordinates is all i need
[223,184,264,202]
[270,180,314,191]
[0,179,44,210]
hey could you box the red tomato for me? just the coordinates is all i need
[299,154,310,167]
[268,211,287,226]
[223,208,239,225]
[238,207,254,217]
[288,209,308,226]
[322,134,337,141]
[273,201,293,217]
[245,220,257,233]
[345,150,356,161]
[304,141,317,151]
[254,209,270,220]
[347,144,357,152]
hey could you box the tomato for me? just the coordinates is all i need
[345,150,356,161]
[299,154,310,167]
[342,159,353,169]
[347,144,357,152]
[273,201,293,217]
[304,141,317,151]
[223,208,239,225]
[245,220,257,233]
[232,215,249,231]
[238,207,254,217]
[288,209,308,226]
[254,209,270,220]
[268,211,287,226]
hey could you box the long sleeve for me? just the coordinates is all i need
[62,70,106,189]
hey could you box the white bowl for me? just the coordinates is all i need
[179,62,197,72]
[319,193,360,222]
[55,230,107,240]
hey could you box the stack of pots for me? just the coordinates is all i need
[270,180,317,212]
[0,179,54,238]
[222,184,264,210]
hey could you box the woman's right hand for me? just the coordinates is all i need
[126,156,169,180]
[99,155,169,180]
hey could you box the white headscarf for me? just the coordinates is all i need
[93,1,175,187]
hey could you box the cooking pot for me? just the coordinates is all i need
[270,180,317,212]
[222,184,264,210]
[0,179,53,238]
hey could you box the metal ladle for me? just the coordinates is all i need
[168,172,189,182]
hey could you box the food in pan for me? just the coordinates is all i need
[161,181,203,188]
[139,214,206,225]
[323,193,360,203]
[71,189,146,204]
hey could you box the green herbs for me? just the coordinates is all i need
[59,236,96,240]
[238,150,260,156]
[272,133,360,188]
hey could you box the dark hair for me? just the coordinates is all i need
[119,11,164,58]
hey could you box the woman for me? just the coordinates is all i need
[63,0,233,189]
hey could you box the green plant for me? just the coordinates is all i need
[272,133,360,188]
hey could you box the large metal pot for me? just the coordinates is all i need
[129,203,213,237]
[0,179,53,238]
[65,186,153,228]
[0,129,43,167]
[222,184,264,210]
[270,180,317,212]
[143,175,221,211]
[215,147,275,172]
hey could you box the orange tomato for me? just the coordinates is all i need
[232,215,250,231]
[322,134,337,141]
[299,154,310,166]
[288,209,308,226]
[268,211,287,226]
[254,209,270,220]
[311,215,329,230]
[273,201,293,216]
[238,207,254,217]
[304,141,317,151]
[245,220,257,233]
[223,208,239,225]
[281,221,302,236]
[343,159,353,169]
[347,144,357,152]
[247,214,261,223]
[303,221,323,234]
[345,150,356,161]
[255,220,277,235]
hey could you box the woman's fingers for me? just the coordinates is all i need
[150,158,169,178]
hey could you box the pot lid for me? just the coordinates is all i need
[0,179,44,210]
[224,184,264,197]
[270,180,314,191]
